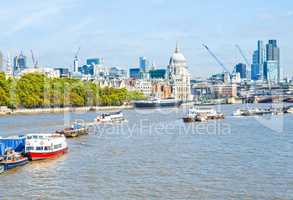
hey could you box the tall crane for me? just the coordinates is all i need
[202,44,230,74]
[30,50,38,68]
[75,47,81,59]
[235,44,250,67]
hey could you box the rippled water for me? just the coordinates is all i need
[1,104,293,199]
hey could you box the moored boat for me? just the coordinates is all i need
[183,107,224,123]
[0,135,26,156]
[56,121,89,138]
[233,108,272,116]
[0,149,28,171]
[25,133,68,160]
[95,111,126,123]
[133,98,183,108]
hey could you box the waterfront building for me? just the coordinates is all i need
[134,79,152,97]
[167,44,192,102]
[152,81,173,99]
[234,63,246,79]
[191,82,213,101]
[212,84,238,98]
[129,68,140,79]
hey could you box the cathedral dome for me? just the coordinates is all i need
[169,44,186,64]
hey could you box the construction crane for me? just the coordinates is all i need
[30,50,38,68]
[235,44,250,67]
[202,44,230,74]
[75,47,81,59]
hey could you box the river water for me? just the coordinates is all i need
[0,104,293,200]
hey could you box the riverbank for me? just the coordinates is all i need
[0,105,134,116]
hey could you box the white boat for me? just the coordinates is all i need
[233,108,272,116]
[95,111,126,123]
[183,107,224,122]
[25,133,68,160]
[287,107,293,113]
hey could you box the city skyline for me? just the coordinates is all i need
[0,0,293,77]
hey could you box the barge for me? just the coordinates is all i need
[133,98,182,108]
[56,121,89,138]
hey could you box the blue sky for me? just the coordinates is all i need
[0,0,293,77]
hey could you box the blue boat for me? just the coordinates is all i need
[0,149,28,171]
[0,135,26,156]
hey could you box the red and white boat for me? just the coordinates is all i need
[25,133,68,160]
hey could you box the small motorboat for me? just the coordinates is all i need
[56,121,89,138]
[0,149,28,171]
[95,111,127,123]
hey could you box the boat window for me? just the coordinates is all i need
[33,136,38,139]
[36,146,43,150]
[26,146,34,151]
[27,136,32,139]
[39,136,44,139]
[44,146,51,151]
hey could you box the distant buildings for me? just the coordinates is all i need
[139,56,148,72]
[234,63,247,79]
[149,69,166,79]
[129,68,140,79]
[87,58,102,66]
[13,52,27,73]
[264,40,280,82]
[251,39,280,83]
[54,68,70,77]
[167,44,192,101]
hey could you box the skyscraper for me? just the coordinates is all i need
[139,56,148,72]
[13,52,27,72]
[251,50,259,80]
[264,39,280,82]
[251,40,266,81]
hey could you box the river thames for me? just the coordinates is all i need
[0,104,293,199]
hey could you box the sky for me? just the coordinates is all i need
[0,0,293,78]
